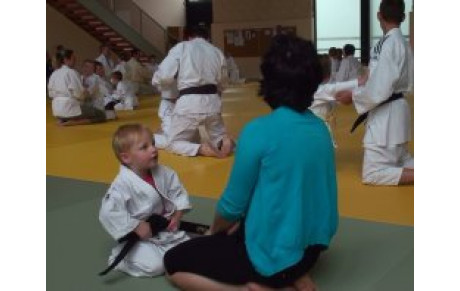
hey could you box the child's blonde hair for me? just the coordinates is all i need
[112,124,153,163]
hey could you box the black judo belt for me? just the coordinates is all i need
[178,84,218,98]
[99,215,209,276]
[350,93,404,133]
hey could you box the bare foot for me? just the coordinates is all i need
[56,119,67,126]
[198,143,221,158]
[219,136,235,157]
[293,273,317,291]
[398,168,414,185]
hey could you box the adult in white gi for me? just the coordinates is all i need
[153,26,233,158]
[336,0,414,185]
[335,44,361,82]
[48,50,105,126]
[145,55,159,80]
[95,44,114,79]
[125,50,145,101]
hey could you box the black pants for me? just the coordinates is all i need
[164,227,325,288]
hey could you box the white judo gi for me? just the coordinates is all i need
[113,61,127,78]
[125,57,145,97]
[99,165,191,277]
[153,37,229,156]
[226,56,240,84]
[96,75,113,103]
[329,57,340,82]
[151,78,179,149]
[335,55,361,82]
[82,73,105,111]
[48,65,85,118]
[95,53,114,79]
[351,27,414,185]
[110,81,136,111]
[310,79,359,147]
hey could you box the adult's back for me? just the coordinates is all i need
[176,38,226,90]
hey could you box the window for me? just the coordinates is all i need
[316,0,413,61]
[316,0,361,57]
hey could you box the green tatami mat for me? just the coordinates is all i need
[47,176,413,291]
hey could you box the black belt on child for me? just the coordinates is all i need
[178,84,218,98]
[350,92,404,133]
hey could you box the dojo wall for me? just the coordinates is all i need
[212,0,314,79]
[46,4,100,69]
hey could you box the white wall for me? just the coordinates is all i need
[134,0,185,28]
[46,4,101,70]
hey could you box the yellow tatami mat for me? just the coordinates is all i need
[46,83,413,226]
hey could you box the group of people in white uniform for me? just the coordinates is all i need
[47,44,158,126]
[53,1,414,287]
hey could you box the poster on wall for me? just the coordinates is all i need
[235,31,244,46]
[226,32,234,44]
[224,26,296,57]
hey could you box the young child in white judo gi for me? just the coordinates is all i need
[309,54,367,147]
[99,123,191,277]
[108,71,136,111]
[93,61,117,120]
[336,0,414,185]
[113,51,129,79]
[94,61,112,97]
[95,44,115,79]
[81,60,104,110]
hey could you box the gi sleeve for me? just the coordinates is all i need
[152,43,182,87]
[99,187,140,241]
[315,80,358,103]
[352,41,401,114]
[47,73,58,98]
[111,83,126,101]
[164,169,192,212]
[67,70,86,101]
[217,51,229,93]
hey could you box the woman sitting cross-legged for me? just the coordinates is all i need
[163,34,338,291]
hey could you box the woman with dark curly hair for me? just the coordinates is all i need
[163,34,338,291]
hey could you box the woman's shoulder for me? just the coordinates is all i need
[242,114,271,132]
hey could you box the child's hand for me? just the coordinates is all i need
[335,90,353,105]
[134,221,152,240]
[167,211,183,232]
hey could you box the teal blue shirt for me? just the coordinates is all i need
[217,107,338,276]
